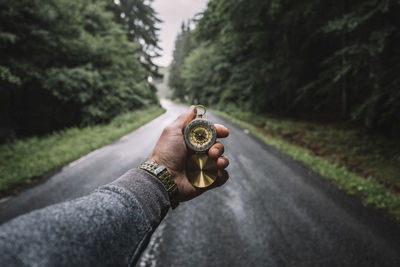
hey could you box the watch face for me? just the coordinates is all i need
[184,118,217,152]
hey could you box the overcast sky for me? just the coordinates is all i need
[152,0,208,67]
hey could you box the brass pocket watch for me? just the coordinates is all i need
[184,105,218,188]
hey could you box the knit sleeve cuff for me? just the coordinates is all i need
[110,168,171,227]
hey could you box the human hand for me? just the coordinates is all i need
[149,106,229,202]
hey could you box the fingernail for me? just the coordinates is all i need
[211,148,219,155]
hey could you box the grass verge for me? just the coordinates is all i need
[0,105,165,196]
[213,109,400,220]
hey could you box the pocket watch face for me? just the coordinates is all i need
[184,118,217,152]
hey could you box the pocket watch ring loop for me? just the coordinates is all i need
[195,105,206,118]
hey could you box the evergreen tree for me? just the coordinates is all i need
[0,0,158,140]
[168,22,192,100]
[107,0,162,78]
[171,0,400,131]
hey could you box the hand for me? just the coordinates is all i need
[149,106,230,202]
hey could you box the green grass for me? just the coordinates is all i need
[0,105,165,196]
[213,109,400,220]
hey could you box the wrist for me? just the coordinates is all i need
[138,161,179,209]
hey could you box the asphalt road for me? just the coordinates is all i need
[1,100,400,266]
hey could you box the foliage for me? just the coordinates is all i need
[170,0,400,131]
[107,0,162,78]
[0,105,165,195]
[181,44,229,106]
[168,22,192,100]
[214,109,400,220]
[0,0,159,141]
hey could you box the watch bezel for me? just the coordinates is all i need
[184,118,217,152]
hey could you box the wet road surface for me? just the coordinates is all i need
[1,100,400,266]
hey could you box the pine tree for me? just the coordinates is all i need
[107,0,162,78]
[169,21,192,100]
[172,0,400,130]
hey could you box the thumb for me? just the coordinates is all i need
[172,106,197,129]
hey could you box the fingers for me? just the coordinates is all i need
[211,170,229,188]
[215,124,229,138]
[198,155,229,191]
[172,106,197,129]
[202,169,229,192]
[208,142,224,159]
[217,156,229,169]
[212,156,230,188]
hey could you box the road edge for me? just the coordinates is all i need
[0,106,166,201]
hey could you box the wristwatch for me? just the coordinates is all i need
[138,161,179,209]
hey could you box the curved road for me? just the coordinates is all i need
[1,100,399,266]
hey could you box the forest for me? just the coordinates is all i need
[0,0,161,142]
[169,0,400,132]
[0,0,399,250]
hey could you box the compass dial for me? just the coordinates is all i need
[184,119,217,152]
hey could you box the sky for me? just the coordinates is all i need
[152,0,209,67]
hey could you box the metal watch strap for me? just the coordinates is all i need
[138,161,179,209]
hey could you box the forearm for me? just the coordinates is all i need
[0,168,170,267]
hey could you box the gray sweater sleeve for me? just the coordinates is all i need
[0,168,171,267]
